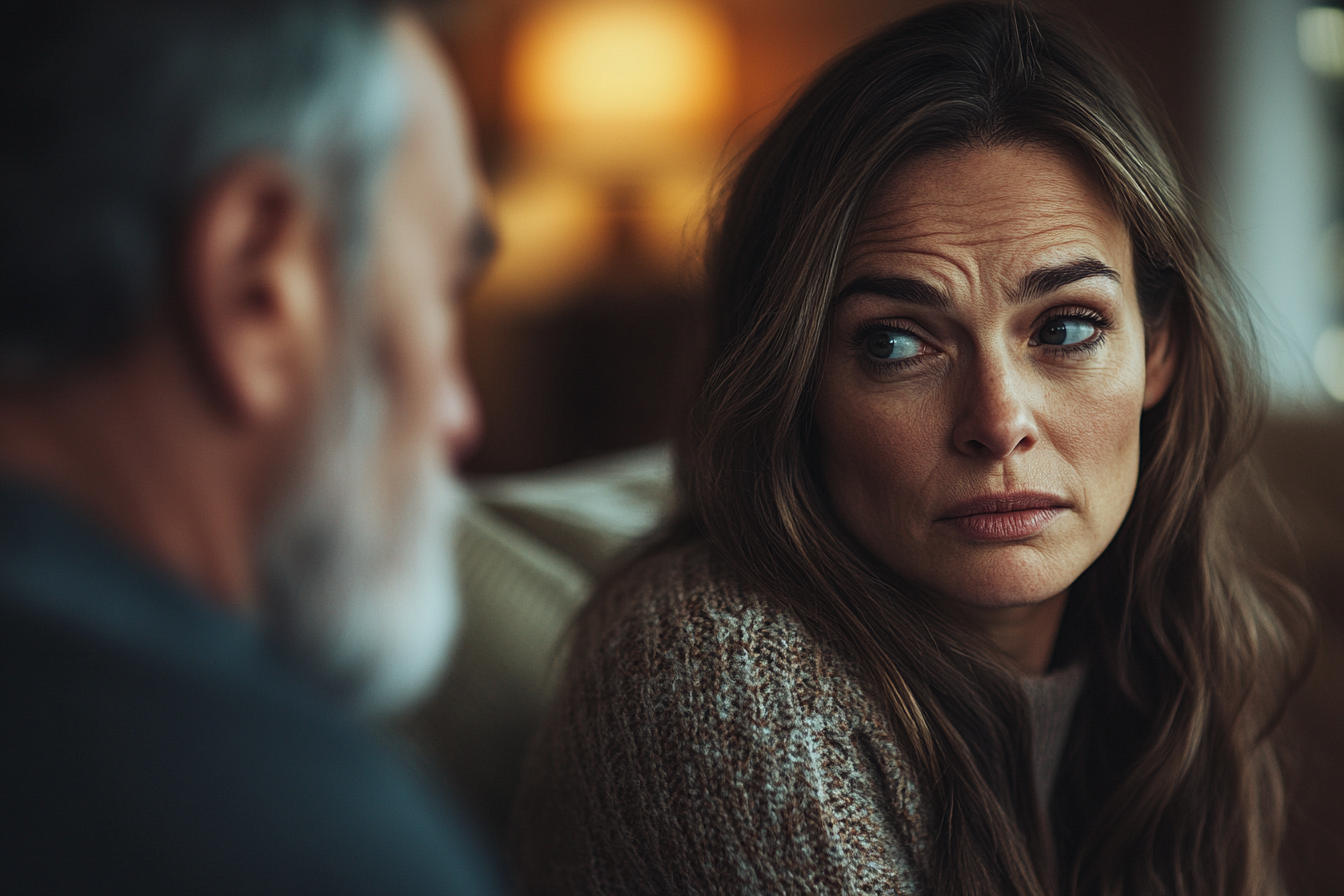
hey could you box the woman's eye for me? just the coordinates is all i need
[865,330,921,361]
[1037,318,1098,346]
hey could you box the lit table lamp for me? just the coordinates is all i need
[508,0,735,181]
[487,0,734,303]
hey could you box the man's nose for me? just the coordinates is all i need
[439,358,482,471]
[950,348,1040,459]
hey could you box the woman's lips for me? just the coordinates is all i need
[936,492,1070,542]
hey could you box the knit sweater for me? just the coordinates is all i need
[511,544,1085,895]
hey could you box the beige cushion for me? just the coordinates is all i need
[405,445,674,838]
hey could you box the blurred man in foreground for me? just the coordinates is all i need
[0,1,499,892]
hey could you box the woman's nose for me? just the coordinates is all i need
[951,351,1040,459]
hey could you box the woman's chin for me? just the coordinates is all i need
[899,545,1083,610]
[944,582,1069,610]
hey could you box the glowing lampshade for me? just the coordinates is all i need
[509,0,735,176]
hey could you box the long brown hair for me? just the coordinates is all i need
[583,3,1315,894]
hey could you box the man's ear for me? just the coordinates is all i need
[1142,320,1179,409]
[180,159,333,426]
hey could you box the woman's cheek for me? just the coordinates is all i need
[1048,370,1146,532]
[819,385,942,549]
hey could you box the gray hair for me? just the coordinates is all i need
[0,0,407,376]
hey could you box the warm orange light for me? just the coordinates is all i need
[509,0,734,175]
[477,174,611,307]
[641,170,716,273]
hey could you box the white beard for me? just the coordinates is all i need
[258,349,463,717]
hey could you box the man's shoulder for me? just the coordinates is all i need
[0,573,498,895]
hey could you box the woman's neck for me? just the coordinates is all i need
[960,590,1069,676]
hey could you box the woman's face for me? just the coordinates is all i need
[815,145,1175,610]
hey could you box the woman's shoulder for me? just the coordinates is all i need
[612,539,780,613]
[601,542,824,649]
[604,539,770,623]
[585,542,870,713]
[513,540,926,894]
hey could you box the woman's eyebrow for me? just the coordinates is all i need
[834,276,951,311]
[834,259,1120,310]
[1016,257,1120,302]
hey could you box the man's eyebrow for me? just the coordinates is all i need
[1016,258,1119,302]
[834,276,951,311]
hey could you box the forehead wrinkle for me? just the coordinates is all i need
[861,182,1078,220]
[846,149,1132,308]
[847,217,1121,276]
[841,240,1125,316]
[858,205,1113,238]
[841,248,982,307]
[863,167,1116,226]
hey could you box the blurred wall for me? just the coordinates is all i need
[1213,0,1340,402]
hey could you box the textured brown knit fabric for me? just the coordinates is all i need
[511,544,927,895]
[511,543,1089,894]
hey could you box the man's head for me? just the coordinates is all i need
[0,1,490,713]
[260,13,492,714]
